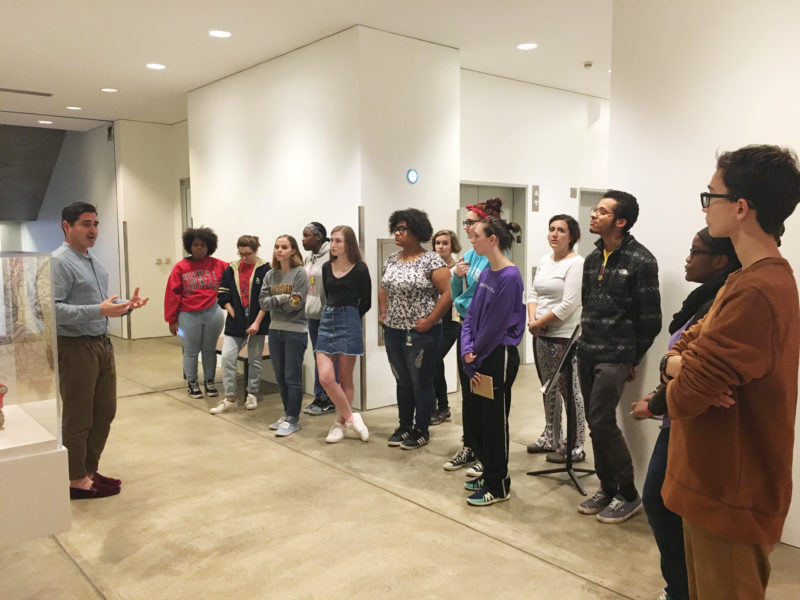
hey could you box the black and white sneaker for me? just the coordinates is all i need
[187,381,203,399]
[304,395,325,415]
[443,447,476,471]
[387,426,412,447]
[204,380,219,397]
[318,397,336,414]
[400,428,430,450]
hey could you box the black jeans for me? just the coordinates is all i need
[433,316,461,411]
[384,324,442,432]
[643,427,689,600]
[577,358,637,499]
[462,345,520,495]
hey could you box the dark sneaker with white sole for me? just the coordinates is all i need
[400,428,430,450]
[387,426,412,447]
[578,489,614,515]
[204,380,219,397]
[444,447,476,471]
[596,495,643,524]
[187,381,202,399]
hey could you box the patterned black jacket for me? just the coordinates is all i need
[578,233,661,365]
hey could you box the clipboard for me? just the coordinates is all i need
[470,374,495,399]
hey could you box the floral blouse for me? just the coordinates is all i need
[381,251,446,329]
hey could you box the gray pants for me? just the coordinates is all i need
[178,305,224,383]
[221,334,265,397]
[577,359,636,497]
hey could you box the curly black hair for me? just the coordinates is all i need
[388,208,433,242]
[182,226,218,256]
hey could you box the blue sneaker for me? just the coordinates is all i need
[275,419,300,437]
[464,477,484,492]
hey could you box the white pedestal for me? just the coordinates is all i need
[0,405,70,546]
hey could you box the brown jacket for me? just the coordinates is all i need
[663,257,799,545]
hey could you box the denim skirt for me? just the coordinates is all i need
[316,305,364,355]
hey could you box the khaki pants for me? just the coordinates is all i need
[683,520,773,600]
[58,335,117,480]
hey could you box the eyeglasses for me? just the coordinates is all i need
[237,251,255,258]
[391,225,409,234]
[688,248,715,259]
[700,192,739,208]
[462,219,478,227]
[590,206,614,218]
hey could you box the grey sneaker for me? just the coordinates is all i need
[464,461,484,478]
[209,398,236,414]
[303,396,324,415]
[443,447,476,471]
[275,419,300,437]
[596,495,643,524]
[578,489,614,515]
[269,416,287,431]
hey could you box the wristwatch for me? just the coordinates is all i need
[659,354,674,383]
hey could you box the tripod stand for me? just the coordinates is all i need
[527,326,595,495]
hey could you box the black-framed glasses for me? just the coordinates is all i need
[462,219,478,227]
[688,248,714,259]
[700,192,738,208]
[391,225,409,234]
[238,250,255,258]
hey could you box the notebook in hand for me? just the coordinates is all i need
[470,374,494,399]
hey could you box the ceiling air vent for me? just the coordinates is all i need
[0,87,53,97]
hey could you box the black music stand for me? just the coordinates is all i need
[527,325,595,495]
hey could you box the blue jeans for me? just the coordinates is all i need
[643,427,689,600]
[179,305,225,383]
[383,324,441,432]
[268,329,308,419]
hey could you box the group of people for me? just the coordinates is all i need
[51,143,800,600]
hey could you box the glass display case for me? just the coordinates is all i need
[0,251,70,546]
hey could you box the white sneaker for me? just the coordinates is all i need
[245,393,258,410]
[345,413,369,442]
[210,398,236,414]
[325,422,346,443]
[269,416,286,430]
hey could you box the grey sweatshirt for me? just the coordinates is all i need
[259,265,308,333]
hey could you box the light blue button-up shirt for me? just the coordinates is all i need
[51,242,109,337]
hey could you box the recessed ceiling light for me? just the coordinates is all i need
[66,106,81,110]
[209,30,231,38]
[100,88,118,93]
[146,63,166,70]
[517,42,538,50]
[38,120,53,124]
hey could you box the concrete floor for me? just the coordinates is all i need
[2,336,799,600]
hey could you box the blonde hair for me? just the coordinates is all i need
[271,235,303,270]
[432,229,461,254]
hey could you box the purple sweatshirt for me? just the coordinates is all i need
[461,265,526,378]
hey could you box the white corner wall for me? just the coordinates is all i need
[114,120,189,339]
[20,126,122,336]
[188,26,460,404]
[460,69,609,360]
[611,0,800,546]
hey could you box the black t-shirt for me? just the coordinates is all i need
[322,261,372,317]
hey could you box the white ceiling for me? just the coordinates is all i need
[0,0,611,128]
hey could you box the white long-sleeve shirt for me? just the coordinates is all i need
[527,253,584,338]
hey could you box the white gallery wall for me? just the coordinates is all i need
[460,69,610,362]
[611,0,800,546]
[20,126,122,336]
[188,26,460,406]
[114,120,189,339]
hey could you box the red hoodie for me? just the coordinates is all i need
[164,256,228,324]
